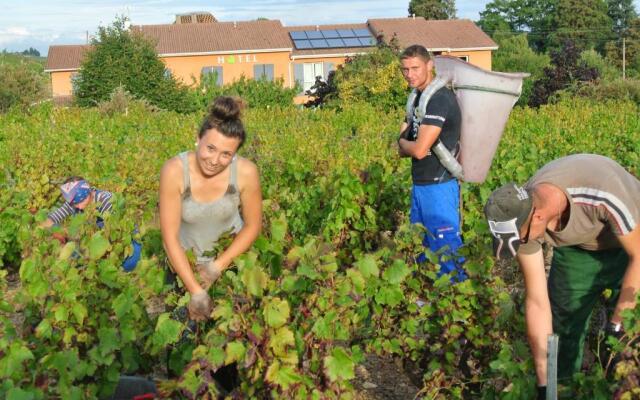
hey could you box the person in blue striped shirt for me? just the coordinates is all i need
[41,176,140,271]
[42,177,113,228]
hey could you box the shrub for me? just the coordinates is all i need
[304,73,338,108]
[580,49,620,81]
[529,40,600,107]
[198,75,298,109]
[0,58,49,113]
[321,41,408,110]
[570,78,640,105]
[97,85,159,116]
[629,53,640,78]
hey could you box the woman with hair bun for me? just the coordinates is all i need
[160,96,262,321]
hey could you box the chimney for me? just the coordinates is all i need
[412,13,415,20]
[174,12,216,24]
[234,21,237,28]
[316,25,319,31]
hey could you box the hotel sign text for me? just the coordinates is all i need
[217,54,259,64]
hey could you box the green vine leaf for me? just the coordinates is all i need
[264,297,290,329]
[324,347,355,382]
[355,254,379,278]
[88,232,110,260]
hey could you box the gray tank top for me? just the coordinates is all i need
[178,151,243,263]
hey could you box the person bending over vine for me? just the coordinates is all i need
[159,96,262,321]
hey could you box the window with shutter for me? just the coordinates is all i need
[253,64,275,82]
[201,66,223,86]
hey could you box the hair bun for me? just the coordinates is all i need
[210,96,245,122]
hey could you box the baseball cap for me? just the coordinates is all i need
[484,182,533,260]
[60,179,91,205]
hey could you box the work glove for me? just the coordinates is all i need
[187,289,212,321]
[196,260,224,291]
[537,385,546,400]
[52,231,67,244]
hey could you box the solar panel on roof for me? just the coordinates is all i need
[321,30,340,39]
[352,28,371,37]
[290,31,307,40]
[306,30,323,39]
[337,29,356,38]
[358,37,375,46]
[293,39,313,49]
[310,39,329,48]
[326,38,345,47]
[343,37,361,47]
[291,27,374,49]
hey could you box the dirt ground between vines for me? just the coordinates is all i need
[353,354,421,400]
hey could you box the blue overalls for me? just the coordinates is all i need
[405,85,466,281]
[410,180,466,281]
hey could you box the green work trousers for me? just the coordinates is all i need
[548,245,628,380]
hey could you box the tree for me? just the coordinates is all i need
[607,0,638,37]
[74,17,197,113]
[478,0,530,31]
[492,33,550,105]
[529,40,599,107]
[604,0,639,72]
[628,18,640,76]
[408,0,456,20]
[550,0,613,51]
[21,47,40,57]
[477,11,512,37]
[478,0,558,51]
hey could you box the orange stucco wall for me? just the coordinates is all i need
[290,55,349,65]
[50,71,76,97]
[439,50,492,71]
[49,49,495,99]
[160,51,293,86]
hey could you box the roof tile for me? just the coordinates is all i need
[368,18,497,50]
[45,44,91,71]
[134,20,292,54]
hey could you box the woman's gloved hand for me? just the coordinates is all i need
[187,289,212,321]
[197,260,224,290]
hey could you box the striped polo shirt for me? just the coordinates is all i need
[48,189,113,225]
[519,154,640,254]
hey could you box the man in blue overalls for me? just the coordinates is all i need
[397,44,466,281]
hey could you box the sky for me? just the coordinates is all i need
[1,0,639,56]
[0,0,493,56]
